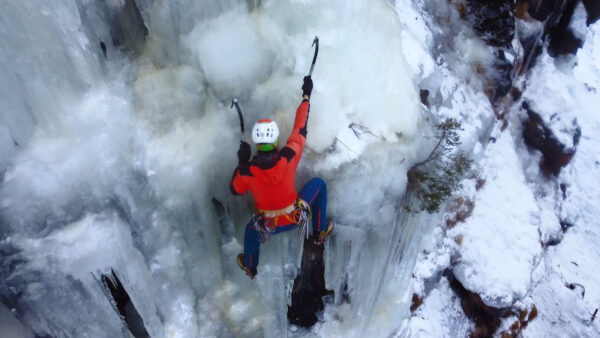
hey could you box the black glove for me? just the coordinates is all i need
[302,76,313,98]
[237,141,251,164]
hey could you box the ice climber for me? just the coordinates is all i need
[231,76,334,279]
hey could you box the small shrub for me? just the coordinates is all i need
[446,196,475,228]
[407,118,473,213]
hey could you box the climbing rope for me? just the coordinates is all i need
[280,234,288,338]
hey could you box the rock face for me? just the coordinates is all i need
[525,0,569,22]
[466,0,516,47]
[582,0,600,24]
[521,101,581,176]
[448,272,507,338]
[516,19,545,75]
[463,1,517,101]
[466,0,598,60]
[520,0,597,57]
[547,0,584,56]
[491,49,514,99]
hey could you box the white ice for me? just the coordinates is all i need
[0,1,426,337]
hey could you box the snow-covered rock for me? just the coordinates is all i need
[450,130,542,308]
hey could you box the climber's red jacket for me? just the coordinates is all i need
[230,99,310,211]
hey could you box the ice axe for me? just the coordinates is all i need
[230,98,245,138]
[308,36,319,76]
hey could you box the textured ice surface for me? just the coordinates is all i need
[0,1,424,337]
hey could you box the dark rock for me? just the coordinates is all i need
[520,1,585,57]
[560,183,567,199]
[521,101,580,176]
[491,49,514,100]
[410,293,424,312]
[513,2,547,73]
[510,86,523,101]
[420,89,430,108]
[582,0,600,24]
[466,0,516,47]
[560,219,574,231]
[544,237,562,246]
[518,31,545,74]
[446,271,509,337]
[461,2,518,101]
[525,0,568,23]
[288,238,333,327]
[547,0,584,56]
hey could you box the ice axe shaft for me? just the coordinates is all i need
[308,36,319,76]
[230,98,245,135]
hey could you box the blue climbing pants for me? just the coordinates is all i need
[243,177,328,269]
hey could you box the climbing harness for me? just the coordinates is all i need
[253,198,311,243]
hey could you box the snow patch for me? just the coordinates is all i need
[523,53,580,150]
[569,1,588,42]
[451,130,542,308]
[407,278,473,337]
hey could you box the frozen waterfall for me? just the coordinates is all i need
[0,1,429,337]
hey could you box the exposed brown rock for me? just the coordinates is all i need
[410,293,424,312]
[521,101,580,176]
[447,272,507,337]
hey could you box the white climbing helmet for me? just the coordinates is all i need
[252,119,279,144]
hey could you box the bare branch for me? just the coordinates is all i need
[349,123,376,139]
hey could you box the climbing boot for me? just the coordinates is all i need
[315,219,334,245]
[237,254,257,279]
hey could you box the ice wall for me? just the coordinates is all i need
[0,1,425,337]
[0,1,98,175]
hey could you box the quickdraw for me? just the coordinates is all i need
[252,212,274,243]
[295,198,311,240]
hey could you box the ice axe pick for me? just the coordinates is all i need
[309,36,319,76]
[230,98,245,138]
